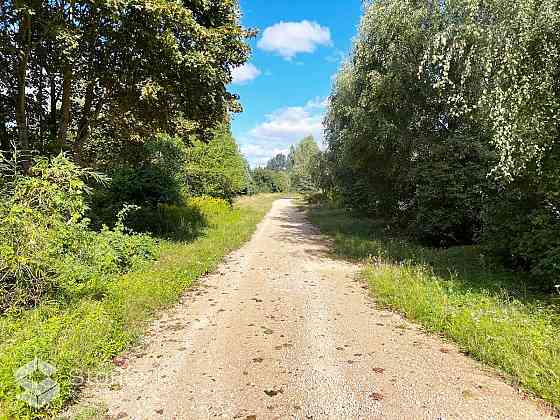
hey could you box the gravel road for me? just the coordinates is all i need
[69,198,552,419]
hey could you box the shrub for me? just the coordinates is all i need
[91,130,249,235]
[184,128,249,202]
[483,186,560,290]
[0,154,157,312]
[188,196,232,220]
[89,134,188,228]
[118,202,207,241]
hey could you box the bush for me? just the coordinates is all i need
[89,134,188,228]
[305,192,328,206]
[118,202,207,241]
[91,130,249,235]
[0,154,157,312]
[184,128,249,202]
[483,186,560,290]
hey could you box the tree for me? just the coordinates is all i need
[0,1,252,163]
[323,0,560,287]
[288,136,320,192]
[326,0,446,216]
[184,127,249,202]
[250,168,289,193]
[422,0,560,282]
[266,153,289,171]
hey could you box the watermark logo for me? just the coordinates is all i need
[15,358,59,408]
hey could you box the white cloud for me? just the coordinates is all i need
[257,21,332,60]
[231,63,261,85]
[239,98,328,166]
[240,145,290,167]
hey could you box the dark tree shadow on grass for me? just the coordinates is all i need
[307,206,560,313]
[125,203,209,242]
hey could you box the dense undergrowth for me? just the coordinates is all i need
[308,205,560,410]
[0,192,278,419]
[0,154,158,313]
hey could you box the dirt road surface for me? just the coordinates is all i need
[69,199,552,419]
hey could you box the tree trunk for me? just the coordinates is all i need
[15,10,31,150]
[73,80,95,159]
[49,75,57,141]
[38,64,45,146]
[73,8,102,161]
[0,108,8,152]
[57,63,72,146]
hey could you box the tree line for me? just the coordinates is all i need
[0,1,260,216]
[321,0,560,289]
[252,135,321,194]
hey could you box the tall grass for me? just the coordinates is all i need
[0,194,279,419]
[308,206,560,409]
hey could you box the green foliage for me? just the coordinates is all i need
[324,0,560,287]
[266,153,289,171]
[0,154,156,312]
[0,194,278,419]
[483,182,560,287]
[251,136,321,195]
[89,134,188,231]
[288,136,321,193]
[325,0,440,216]
[1,0,252,161]
[0,1,269,416]
[121,203,207,242]
[6,153,104,221]
[308,205,560,409]
[421,0,560,285]
[423,0,560,182]
[414,136,492,246]
[250,168,289,194]
[90,129,251,236]
[110,134,186,206]
[184,128,249,202]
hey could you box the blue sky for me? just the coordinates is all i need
[230,0,364,166]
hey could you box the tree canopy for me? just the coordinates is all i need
[288,136,320,193]
[0,0,252,162]
[323,0,560,287]
[184,127,249,201]
[266,153,289,171]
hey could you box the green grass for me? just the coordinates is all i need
[307,205,560,410]
[0,194,279,419]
